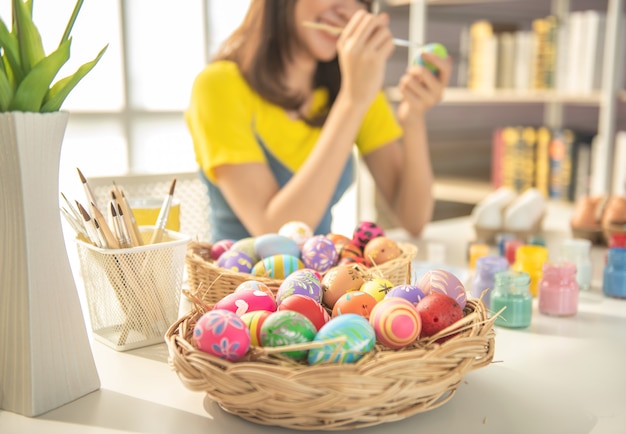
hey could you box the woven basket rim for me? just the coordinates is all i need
[166,298,496,431]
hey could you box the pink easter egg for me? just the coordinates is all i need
[214,290,277,316]
[352,221,385,250]
[369,297,422,349]
[415,269,467,309]
[210,239,235,260]
[193,309,251,361]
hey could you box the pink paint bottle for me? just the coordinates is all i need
[538,261,579,317]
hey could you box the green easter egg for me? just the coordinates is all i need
[413,42,448,74]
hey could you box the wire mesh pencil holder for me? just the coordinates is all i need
[76,227,190,351]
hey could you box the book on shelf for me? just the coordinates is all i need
[492,125,597,201]
[461,10,608,94]
[613,132,626,196]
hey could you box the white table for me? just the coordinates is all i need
[2,203,625,434]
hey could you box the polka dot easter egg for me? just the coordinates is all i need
[193,309,251,361]
[352,221,385,250]
[363,236,402,267]
[301,235,338,273]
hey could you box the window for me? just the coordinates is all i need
[0,1,249,197]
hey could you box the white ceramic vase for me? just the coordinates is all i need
[0,111,100,417]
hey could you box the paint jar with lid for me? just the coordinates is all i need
[538,261,579,316]
[560,238,592,292]
[490,270,532,328]
[471,255,509,308]
[513,244,548,297]
[603,247,626,299]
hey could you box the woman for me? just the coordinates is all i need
[186,0,451,242]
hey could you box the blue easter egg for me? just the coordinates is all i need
[254,233,301,259]
[308,314,376,365]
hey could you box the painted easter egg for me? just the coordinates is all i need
[214,289,277,315]
[254,233,301,259]
[216,250,253,274]
[413,42,448,75]
[360,278,395,302]
[416,292,464,342]
[240,310,271,346]
[251,254,304,279]
[278,294,330,331]
[231,237,259,263]
[234,280,276,301]
[332,291,378,319]
[301,235,338,273]
[369,297,422,349]
[416,269,467,308]
[308,314,376,365]
[276,268,323,305]
[260,310,317,361]
[326,233,352,255]
[279,221,313,248]
[363,236,402,267]
[339,242,363,261]
[210,239,234,260]
[385,284,426,306]
[352,221,385,250]
[321,264,366,308]
[193,309,250,361]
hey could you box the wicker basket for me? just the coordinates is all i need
[185,240,418,305]
[166,297,496,431]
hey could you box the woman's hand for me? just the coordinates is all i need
[397,52,452,123]
[336,11,394,108]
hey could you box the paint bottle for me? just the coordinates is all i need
[513,244,548,297]
[603,247,626,299]
[490,270,532,328]
[560,238,592,292]
[471,255,509,308]
[538,261,579,316]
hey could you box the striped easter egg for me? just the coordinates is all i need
[251,254,304,279]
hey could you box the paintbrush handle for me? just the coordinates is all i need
[302,20,418,48]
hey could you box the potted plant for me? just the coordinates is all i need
[0,0,106,417]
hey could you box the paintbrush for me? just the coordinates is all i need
[149,178,177,245]
[77,167,100,212]
[302,20,417,48]
[112,188,142,247]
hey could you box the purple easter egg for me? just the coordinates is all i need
[217,250,253,273]
[301,235,338,273]
[276,268,323,305]
[385,284,426,306]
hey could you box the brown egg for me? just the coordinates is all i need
[363,236,402,267]
[321,264,366,308]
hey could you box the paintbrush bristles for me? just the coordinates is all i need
[169,178,177,195]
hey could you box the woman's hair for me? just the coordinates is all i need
[213,0,372,126]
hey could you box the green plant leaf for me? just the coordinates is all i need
[13,0,45,72]
[0,68,13,111]
[60,0,84,45]
[41,43,107,112]
[9,38,70,112]
[0,18,24,81]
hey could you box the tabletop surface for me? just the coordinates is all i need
[1,202,624,434]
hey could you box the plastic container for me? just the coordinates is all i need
[538,261,579,316]
[490,270,532,328]
[603,247,626,299]
[560,238,593,292]
[471,255,509,308]
[76,227,190,351]
[513,244,548,297]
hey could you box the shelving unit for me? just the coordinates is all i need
[381,0,625,207]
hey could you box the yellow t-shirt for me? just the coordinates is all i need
[186,60,402,183]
